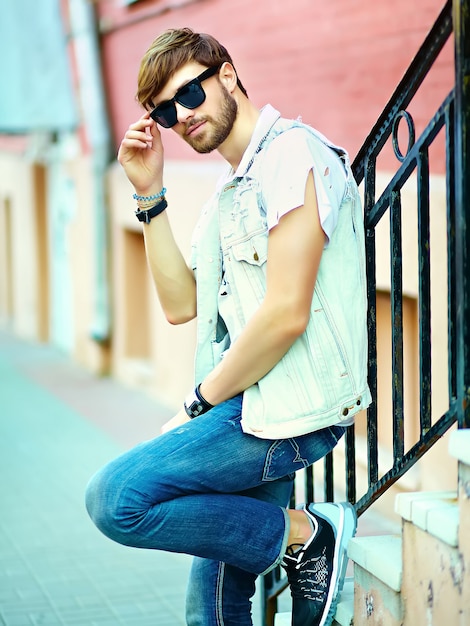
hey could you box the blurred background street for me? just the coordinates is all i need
[0,330,194,625]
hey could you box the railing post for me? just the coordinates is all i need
[453,0,470,428]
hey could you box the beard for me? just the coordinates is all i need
[183,85,238,154]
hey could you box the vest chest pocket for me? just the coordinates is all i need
[230,232,268,267]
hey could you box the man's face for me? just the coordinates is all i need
[152,62,238,153]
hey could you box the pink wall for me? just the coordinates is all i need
[97,0,453,171]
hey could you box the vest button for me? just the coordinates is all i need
[342,408,349,417]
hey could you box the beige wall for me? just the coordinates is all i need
[64,154,111,374]
[0,151,42,338]
[0,143,110,374]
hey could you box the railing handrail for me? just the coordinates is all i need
[348,0,459,516]
[263,1,469,622]
[352,0,453,183]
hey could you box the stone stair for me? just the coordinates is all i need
[274,428,470,625]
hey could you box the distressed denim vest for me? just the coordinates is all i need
[191,106,371,439]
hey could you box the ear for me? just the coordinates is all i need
[218,62,238,94]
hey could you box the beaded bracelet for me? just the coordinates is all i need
[136,198,164,209]
[133,187,167,203]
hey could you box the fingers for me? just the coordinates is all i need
[118,114,161,165]
[123,116,153,146]
[125,113,162,147]
[147,115,163,148]
[117,113,164,192]
[160,409,191,434]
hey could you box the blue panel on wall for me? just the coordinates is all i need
[0,0,78,133]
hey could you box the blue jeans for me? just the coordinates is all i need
[85,395,345,625]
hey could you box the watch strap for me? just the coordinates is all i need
[135,197,168,224]
[184,384,214,419]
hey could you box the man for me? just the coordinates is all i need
[86,27,371,626]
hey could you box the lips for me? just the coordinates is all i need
[186,120,206,136]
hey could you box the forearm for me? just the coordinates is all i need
[117,114,196,322]
[142,210,197,324]
[199,172,324,406]
[199,301,304,405]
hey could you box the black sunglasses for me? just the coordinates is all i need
[150,65,220,129]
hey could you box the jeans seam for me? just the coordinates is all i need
[288,438,309,469]
[216,561,225,626]
[261,440,283,481]
[259,506,290,576]
[329,425,346,445]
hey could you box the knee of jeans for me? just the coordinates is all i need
[85,467,114,534]
[85,465,139,546]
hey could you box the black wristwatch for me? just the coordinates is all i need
[135,198,168,224]
[184,384,214,418]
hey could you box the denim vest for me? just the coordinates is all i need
[191,106,371,439]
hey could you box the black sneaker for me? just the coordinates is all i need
[281,501,357,626]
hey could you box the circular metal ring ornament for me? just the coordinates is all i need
[392,110,416,162]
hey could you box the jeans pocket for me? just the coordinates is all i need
[261,426,345,482]
[262,439,309,482]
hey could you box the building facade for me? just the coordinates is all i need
[0,0,455,515]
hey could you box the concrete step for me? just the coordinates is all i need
[273,612,290,626]
[273,578,354,626]
[333,578,354,626]
[449,428,470,467]
[395,489,459,547]
[347,535,403,625]
[397,489,464,625]
[348,534,402,592]
[450,428,470,605]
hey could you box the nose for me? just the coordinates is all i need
[174,101,195,125]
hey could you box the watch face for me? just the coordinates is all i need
[189,401,204,417]
[184,400,202,418]
[184,388,212,418]
[184,390,203,418]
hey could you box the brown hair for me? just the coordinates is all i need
[136,27,247,109]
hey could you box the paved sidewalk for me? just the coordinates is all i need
[0,330,193,626]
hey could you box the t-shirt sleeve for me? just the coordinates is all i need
[259,127,346,244]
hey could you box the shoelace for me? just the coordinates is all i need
[287,546,329,602]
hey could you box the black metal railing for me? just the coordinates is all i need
[263,0,469,622]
